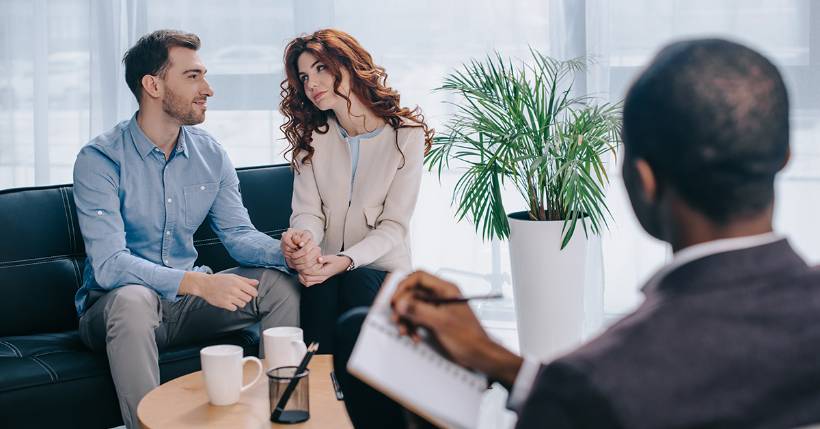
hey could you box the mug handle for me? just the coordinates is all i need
[292,340,307,364]
[239,356,264,393]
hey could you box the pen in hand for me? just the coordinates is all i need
[414,291,503,305]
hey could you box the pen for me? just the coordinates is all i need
[270,342,319,422]
[416,292,503,305]
[330,371,344,400]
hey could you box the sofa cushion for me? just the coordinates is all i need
[0,186,84,262]
[0,185,85,337]
[0,257,84,337]
[0,327,259,428]
[0,327,259,394]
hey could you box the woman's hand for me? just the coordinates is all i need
[281,229,315,269]
[290,240,322,273]
[298,254,352,287]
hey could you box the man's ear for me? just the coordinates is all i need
[140,74,162,99]
[634,158,658,203]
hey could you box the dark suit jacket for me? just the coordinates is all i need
[516,239,820,429]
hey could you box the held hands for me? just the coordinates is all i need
[298,254,352,287]
[280,228,350,287]
[179,271,259,311]
[389,271,523,387]
[281,229,319,271]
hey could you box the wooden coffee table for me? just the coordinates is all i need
[137,355,352,428]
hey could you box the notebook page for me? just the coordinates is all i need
[347,272,487,429]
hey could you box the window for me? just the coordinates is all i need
[2,0,817,350]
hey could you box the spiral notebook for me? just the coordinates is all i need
[347,272,487,429]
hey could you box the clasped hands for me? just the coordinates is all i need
[281,228,352,287]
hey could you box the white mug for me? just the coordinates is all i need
[200,345,263,406]
[263,326,307,370]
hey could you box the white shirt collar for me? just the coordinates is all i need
[642,232,783,292]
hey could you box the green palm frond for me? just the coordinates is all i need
[425,50,622,248]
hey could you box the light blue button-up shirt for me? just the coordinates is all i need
[72,112,288,315]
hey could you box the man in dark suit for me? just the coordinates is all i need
[333,38,820,428]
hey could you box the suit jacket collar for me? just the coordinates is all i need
[644,238,807,297]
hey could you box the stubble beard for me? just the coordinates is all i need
[163,86,205,126]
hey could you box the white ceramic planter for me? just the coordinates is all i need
[508,211,603,361]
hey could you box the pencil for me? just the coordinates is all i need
[417,292,503,305]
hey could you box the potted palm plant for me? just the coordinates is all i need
[426,50,621,359]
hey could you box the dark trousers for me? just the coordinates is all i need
[333,307,436,429]
[300,268,386,354]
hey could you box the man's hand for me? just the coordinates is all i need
[289,239,322,273]
[298,254,351,287]
[281,229,315,268]
[179,271,259,311]
[390,271,523,387]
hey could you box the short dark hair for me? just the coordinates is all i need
[122,29,201,102]
[622,38,789,223]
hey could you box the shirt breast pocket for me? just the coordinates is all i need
[183,182,219,229]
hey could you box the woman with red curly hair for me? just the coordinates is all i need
[278,29,433,352]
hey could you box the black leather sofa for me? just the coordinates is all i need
[0,164,294,428]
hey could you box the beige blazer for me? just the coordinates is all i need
[289,118,425,272]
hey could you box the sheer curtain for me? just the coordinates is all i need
[1,0,818,347]
[587,0,820,314]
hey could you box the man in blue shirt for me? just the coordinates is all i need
[72,30,302,429]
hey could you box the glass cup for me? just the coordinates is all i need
[268,366,310,423]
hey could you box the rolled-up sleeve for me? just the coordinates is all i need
[73,147,184,300]
[206,149,289,272]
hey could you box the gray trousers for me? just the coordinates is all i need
[78,267,300,429]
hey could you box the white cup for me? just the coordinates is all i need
[263,326,308,371]
[200,344,263,406]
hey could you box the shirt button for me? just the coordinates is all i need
[96,210,103,216]
[164,259,169,264]
[200,185,205,190]
[166,230,170,235]
[167,198,172,203]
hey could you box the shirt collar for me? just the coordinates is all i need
[175,128,190,158]
[128,111,190,159]
[336,120,385,141]
[642,232,783,293]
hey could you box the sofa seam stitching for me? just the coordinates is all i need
[0,257,83,269]
[33,349,77,357]
[0,340,22,357]
[66,187,79,252]
[59,187,76,252]
[71,257,82,291]
[0,254,84,266]
[29,356,58,382]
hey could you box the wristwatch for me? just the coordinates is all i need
[340,255,356,271]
